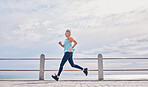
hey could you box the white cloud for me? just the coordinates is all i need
[0,0,148,57]
[3,19,65,48]
[79,34,148,58]
[4,19,42,47]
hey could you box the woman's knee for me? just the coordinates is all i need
[71,64,75,67]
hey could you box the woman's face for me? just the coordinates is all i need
[65,32,70,37]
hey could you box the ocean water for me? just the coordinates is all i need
[0,60,148,80]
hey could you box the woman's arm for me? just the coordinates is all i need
[71,37,77,48]
[69,37,77,52]
[59,41,64,48]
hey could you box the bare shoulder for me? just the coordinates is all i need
[69,37,75,40]
[69,37,77,43]
[69,37,73,39]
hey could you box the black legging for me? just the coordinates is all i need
[57,52,83,76]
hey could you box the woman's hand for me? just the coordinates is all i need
[59,41,62,45]
[69,47,73,52]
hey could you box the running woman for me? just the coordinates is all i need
[51,29,88,81]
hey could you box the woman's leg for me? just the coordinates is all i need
[57,52,68,76]
[68,52,83,70]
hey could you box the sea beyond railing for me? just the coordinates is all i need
[0,54,148,81]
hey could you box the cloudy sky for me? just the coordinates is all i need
[0,0,148,58]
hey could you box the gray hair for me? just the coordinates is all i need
[66,29,71,36]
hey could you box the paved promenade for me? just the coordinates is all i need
[0,80,148,87]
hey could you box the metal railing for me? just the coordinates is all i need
[0,54,148,81]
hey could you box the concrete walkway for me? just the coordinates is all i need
[0,80,148,87]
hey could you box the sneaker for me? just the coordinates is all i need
[51,73,59,81]
[83,68,88,76]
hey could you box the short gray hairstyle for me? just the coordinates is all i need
[66,29,71,36]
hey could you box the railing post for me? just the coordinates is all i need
[39,54,45,80]
[98,54,104,81]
